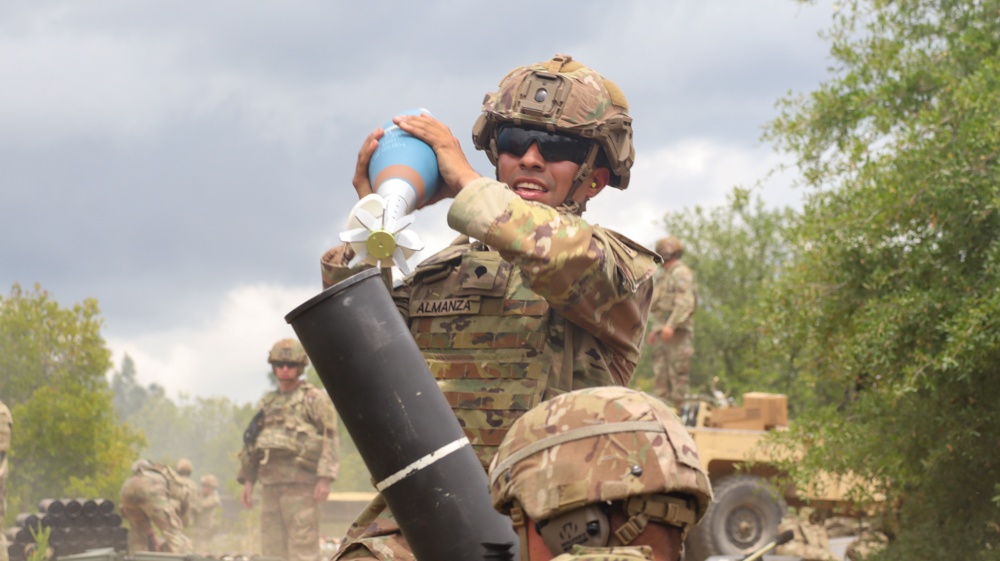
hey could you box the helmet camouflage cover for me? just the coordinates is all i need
[472,53,635,189]
[174,458,193,476]
[655,236,683,259]
[489,387,712,536]
[268,338,309,367]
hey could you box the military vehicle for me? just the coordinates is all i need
[682,392,852,561]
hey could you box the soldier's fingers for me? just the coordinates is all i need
[395,114,450,146]
[352,128,383,198]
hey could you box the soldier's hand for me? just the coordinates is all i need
[352,128,384,201]
[314,477,332,502]
[394,113,481,207]
[660,325,675,341]
[240,481,254,509]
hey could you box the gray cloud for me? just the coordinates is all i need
[1,0,835,399]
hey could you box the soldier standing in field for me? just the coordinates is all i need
[174,458,198,528]
[0,399,12,561]
[238,338,339,561]
[648,236,697,410]
[119,459,194,554]
[321,53,659,560]
[188,474,222,552]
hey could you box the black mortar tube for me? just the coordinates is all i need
[285,268,518,561]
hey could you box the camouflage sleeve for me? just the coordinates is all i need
[447,178,657,361]
[236,405,261,485]
[551,545,656,560]
[320,244,408,320]
[306,388,340,481]
[665,265,695,330]
[320,245,370,289]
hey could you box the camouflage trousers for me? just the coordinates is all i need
[651,329,693,410]
[775,515,838,561]
[260,483,321,561]
[0,525,8,561]
[845,530,888,561]
[120,475,193,554]
[331,494,412,561]
[552,545,655,560]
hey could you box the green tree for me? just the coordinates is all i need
[1,284,144,518]
[9,382,144,513]
[110,353,152,419]
[765,1,1000,558]
[0,284,110,402]
[633,190,805,406]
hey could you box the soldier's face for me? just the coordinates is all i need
[497,143,608,209]
[272,362,301,381]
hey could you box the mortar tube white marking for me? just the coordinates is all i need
[374,437,471,492]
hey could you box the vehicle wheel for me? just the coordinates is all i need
[684,474,786,560]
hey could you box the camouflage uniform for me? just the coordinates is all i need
[174,459,198,528]
[188,475,222,552]
[553,545,655,560]
[774,512,838,561]
[0,400,11,561]
[649,253,696,409]
[323,55,658,561]
[489,387,713,560]
[119,460,193,554]
[238,381,339,561]
[844,530,888,561]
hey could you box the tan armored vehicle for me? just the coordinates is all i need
[682,392,851,561]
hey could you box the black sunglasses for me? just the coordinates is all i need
[272,361,300,369]
[496,125,592,165]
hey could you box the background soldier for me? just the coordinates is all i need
[238,338,339,561]
[774,509,839,561]
[189,474,221,552]
[119,459,193,554]
[174,458,198,527]
[488,386,713,561]
[648,236,697,410]
[0,399,11,561]
[321,53,658,560]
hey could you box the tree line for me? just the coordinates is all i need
[639,1,999,557]
[0,285,372,526]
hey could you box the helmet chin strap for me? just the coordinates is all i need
[508,504,531,561]
[558,143,600,216]
[610,495,699,546]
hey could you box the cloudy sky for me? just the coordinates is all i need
[1,0,836,405]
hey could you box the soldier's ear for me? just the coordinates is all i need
[585,168,610,200]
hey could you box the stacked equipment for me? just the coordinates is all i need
[6,498,127,560]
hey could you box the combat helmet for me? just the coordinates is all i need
[489,387,712,551]
[175,458,193,476]
[655,236,684,260]
[200,474,218,489]
[268,338,309,367]
[472,53,635,190]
